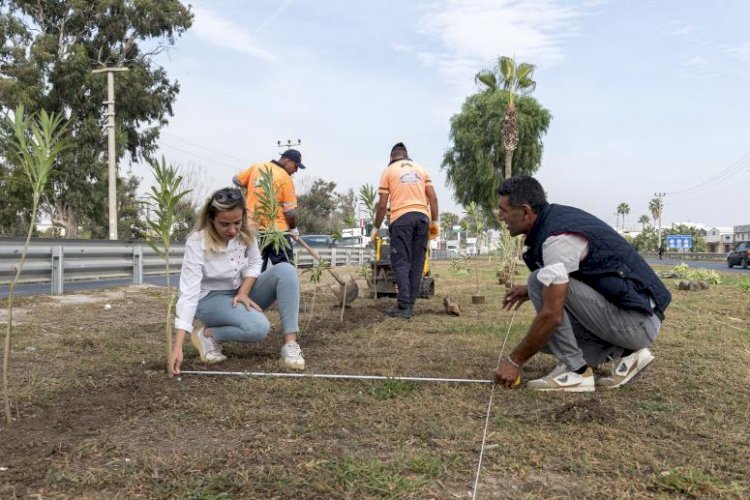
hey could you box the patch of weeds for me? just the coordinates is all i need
[639,397,675,414]
[46,469,100,488]
[492,414,522,432]
[652,467,721,496]
[325,456,437,498]
[365,379,418,400]
[406,454,443,477]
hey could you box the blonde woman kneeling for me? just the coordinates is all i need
[170,187,304,375]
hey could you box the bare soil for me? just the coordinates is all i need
[1,260,749,498]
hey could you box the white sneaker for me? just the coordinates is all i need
[280,341,305,370]
[526,363,595,392]
[598,348,654,388]
[191,327,226,364]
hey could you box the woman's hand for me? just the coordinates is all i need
[170,340,184,376]
[232,293,262,311]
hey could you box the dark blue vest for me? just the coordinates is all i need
[523,203,670,319]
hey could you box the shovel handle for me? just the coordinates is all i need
[292,234,347,286]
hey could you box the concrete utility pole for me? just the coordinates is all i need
[655,192,666,250]
[92,66,129,240]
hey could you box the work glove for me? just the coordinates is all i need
[429,221,440,240]
[289,227,299,238]
[371,228,379,245]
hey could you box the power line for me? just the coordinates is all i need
[666,153,750,196]
[161,132,248,163]
[158,142,239,170]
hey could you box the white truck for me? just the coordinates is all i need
[340,227,369,248]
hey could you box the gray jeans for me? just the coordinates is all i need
[527,270,661,369]
[195,262,300,343]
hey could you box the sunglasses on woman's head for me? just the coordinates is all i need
[213,188,243,204]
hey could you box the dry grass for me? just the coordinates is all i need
[1,259,748,499]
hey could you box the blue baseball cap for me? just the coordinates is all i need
[280,149,306,169]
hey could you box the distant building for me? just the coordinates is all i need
[734,224,750,243]
[705,227,734,253]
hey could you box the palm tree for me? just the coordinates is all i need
[616,202,629,230]
[638,214,650,230]
[475,55,537,179]
[440,211,459,240]
[649,196,664,249]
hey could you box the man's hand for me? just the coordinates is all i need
[503,284,529,311]
[289,227,299,238]
[232,294,262,311]
[495,358,522,388]
[371,228,379,245]
[428,221,440,240]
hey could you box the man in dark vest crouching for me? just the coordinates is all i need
[494,176,670,392]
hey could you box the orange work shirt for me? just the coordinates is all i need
[378,159,433,223]
[234,161,297,231]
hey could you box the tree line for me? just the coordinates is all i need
[0,0,192,238]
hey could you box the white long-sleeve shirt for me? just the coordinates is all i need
[174,230,263,332]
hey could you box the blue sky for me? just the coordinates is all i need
[140,0,750,229]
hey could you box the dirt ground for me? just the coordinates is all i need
[1,260,749,499]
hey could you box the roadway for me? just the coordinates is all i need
[644,257,749,274]
[1,259,746,299]
[0,274,181,299]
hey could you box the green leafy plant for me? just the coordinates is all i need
[358,184,377,231]
[302,260,331,329]
[464,202,486,292]
[254,166,292,257]
[671,263,721,285]
[144,156,191,373]
[739,281,750,293]
[449,254,469,274]
[2,105,70,427]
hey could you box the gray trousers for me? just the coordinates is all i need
[195,263,300,343]
[527,270,661,370]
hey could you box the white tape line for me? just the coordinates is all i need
[179,370,493,384]
[472,308,518,500]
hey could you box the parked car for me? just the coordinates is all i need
[295,234,338,248]
[727,241,750,269]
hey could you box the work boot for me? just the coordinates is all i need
[384,304,413,319]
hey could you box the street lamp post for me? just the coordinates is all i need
[92,66,129,240]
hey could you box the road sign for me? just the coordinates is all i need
[666,234,693,250]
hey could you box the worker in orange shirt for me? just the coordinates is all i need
[233,149,305,271]
[371,142,439,319]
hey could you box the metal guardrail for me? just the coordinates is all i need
[640,251,727,262]
[0,238,377,295]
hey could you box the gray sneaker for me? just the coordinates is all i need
[598,348,654,388]
[280,341,305,370]
[191,327,226,363]
[526,363,595,392]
